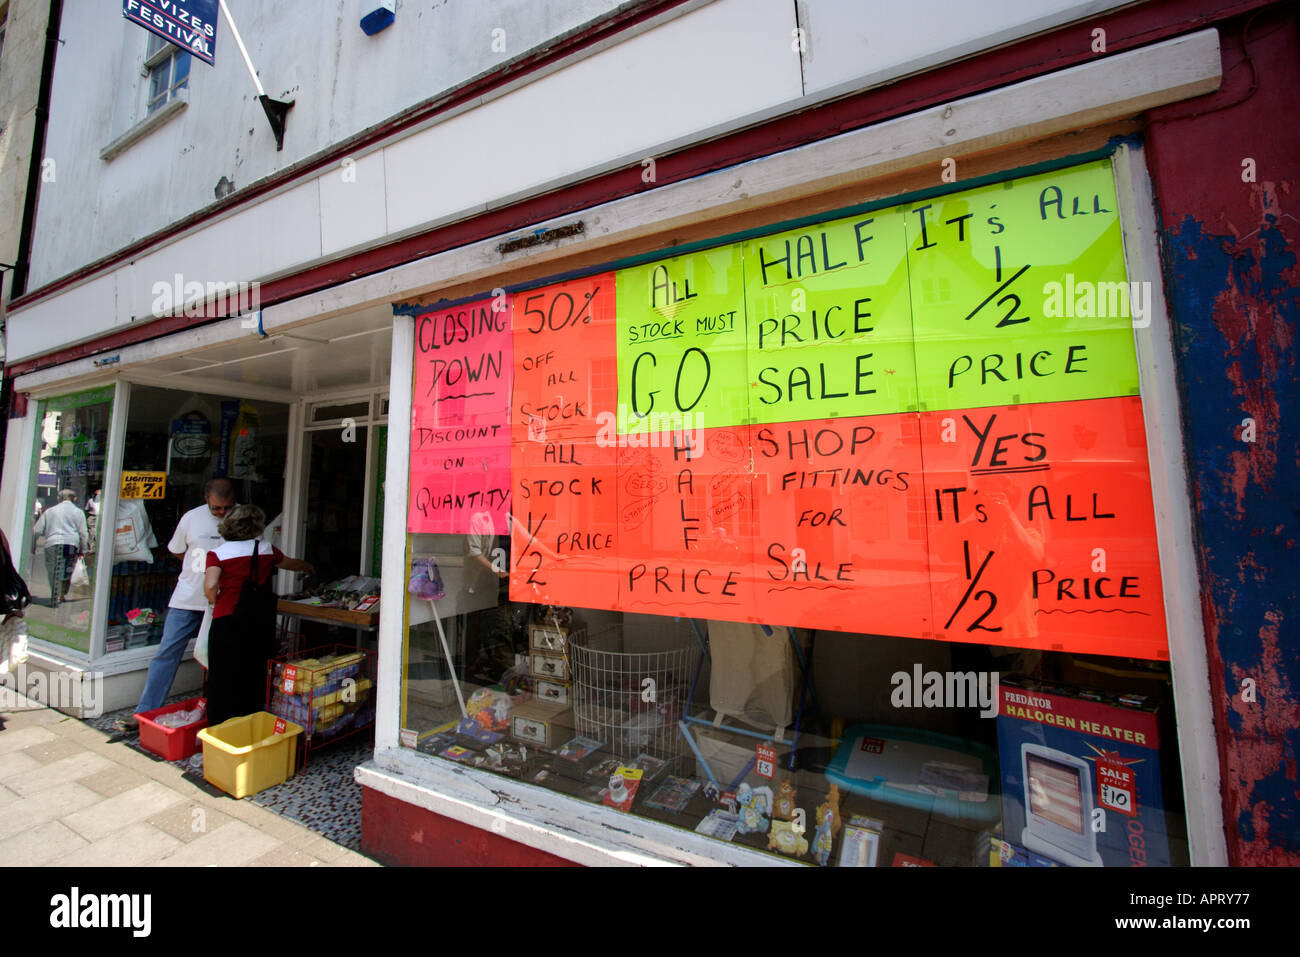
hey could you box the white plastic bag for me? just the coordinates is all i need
[0,615,29,679]
[113,501,157,563]
[193,606,214,669]
[70,556,90,588]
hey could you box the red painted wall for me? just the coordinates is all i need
[1143,3,1300,866]
[361,786,581,867]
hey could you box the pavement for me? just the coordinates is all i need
[0,693,380,867]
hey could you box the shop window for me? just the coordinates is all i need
[21,389,114,653]
[103,386,289,655]
[398,158,1190,866]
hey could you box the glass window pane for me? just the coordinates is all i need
[310,401,369,423]
[393,159,1193,866]
[172,51,190,87]
[301,425,368,585]
[21,389,114,653]
[104,386,291,656]
[149,66,168,106]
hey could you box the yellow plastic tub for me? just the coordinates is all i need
[196,712,304,798]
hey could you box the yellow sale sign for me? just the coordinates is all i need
[119,471,166,499]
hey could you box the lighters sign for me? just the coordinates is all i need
[122,0,218,65]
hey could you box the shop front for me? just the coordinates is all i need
[10,1,1291,866]
[357,133,1218,867]
[6,309,393,716]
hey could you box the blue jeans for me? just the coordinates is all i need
[135,608,205,715]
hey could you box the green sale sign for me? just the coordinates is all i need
[612,159,1141,429]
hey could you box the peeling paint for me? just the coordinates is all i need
[1160,184,1299,863]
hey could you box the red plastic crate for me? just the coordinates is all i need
[135,697,208,762]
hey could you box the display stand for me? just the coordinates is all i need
[266,643,377,766]
[276,599,379,657]
[569,625,698,763]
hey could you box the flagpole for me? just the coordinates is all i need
[218,0,264,96]
[217,0,293,150]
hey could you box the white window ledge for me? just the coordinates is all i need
[100,89,189,162]
[357,747,803,867]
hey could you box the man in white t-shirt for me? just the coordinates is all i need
[119,477,235,730]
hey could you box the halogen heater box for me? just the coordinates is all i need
[996,677,1170,868]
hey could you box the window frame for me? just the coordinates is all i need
[143,35,191,117]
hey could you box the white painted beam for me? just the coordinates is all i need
[1114,143,1228,867]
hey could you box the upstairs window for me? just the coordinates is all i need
[144,33,190,115]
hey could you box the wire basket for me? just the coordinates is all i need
[569,625,700,762]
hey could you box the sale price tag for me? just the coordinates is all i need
[755,742,776,779]
[120,470,167,500]
[1096,751,1137,816]
[281,665,297,694]
[274,718,286,735]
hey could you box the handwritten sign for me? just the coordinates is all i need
[120,470,166,499]
[616,427,756,618]
[751,414,930,637]
[509,276,621,610]
[743,210,916,425]
[907,161,1141,411]
[920,396,1166,659]
[616,247,748,436]
[408,158,1169,659]
[409,297,512,534]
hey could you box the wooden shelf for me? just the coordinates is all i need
[277,599,379,629]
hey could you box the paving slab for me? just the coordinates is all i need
[299,834,382,866]
[146,801,238,845]
[0,819,90,866]
[46,820,186,867]
[22,737,87,765]
[0,748,44,780]
[248,844,328,867]
[155,819,283,867]
[0,726,58,754]
[6,751,115,797]
[2,694,379,867]
[78,764,156,799]
[0,782,103,842]
[62,781,187,842]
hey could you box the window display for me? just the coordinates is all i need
[398,158,1189,865]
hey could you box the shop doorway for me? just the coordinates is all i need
[293,392,387,591]
[114,307,393,663]
[302,422,369,585]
